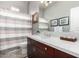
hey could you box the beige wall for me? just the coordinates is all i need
[44,1,79,20]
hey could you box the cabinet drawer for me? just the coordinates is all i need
[35,41,54,57]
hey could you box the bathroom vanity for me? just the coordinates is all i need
[27,34,79,58]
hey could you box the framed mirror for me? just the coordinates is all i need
[32,12,39,23]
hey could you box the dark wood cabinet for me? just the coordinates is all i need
[27,37,76,58]
[54,49,76,58]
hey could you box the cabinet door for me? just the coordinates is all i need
[28,46,39,58]
[54,49,76,58]
[27,38,41,58]
[34,46,47,58]
[35,41,55,57]
[27,37,33,57]
[27,44,32,57]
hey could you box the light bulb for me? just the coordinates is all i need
[41,0,45,3]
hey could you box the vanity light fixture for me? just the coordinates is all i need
[40,1,52,7]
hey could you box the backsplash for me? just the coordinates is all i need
[49,16,70,32]
[62,26,70,32]
[50,25,70,32]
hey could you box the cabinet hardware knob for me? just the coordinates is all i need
[45,47,47,50]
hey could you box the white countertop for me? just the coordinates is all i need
[27,33,79,57]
